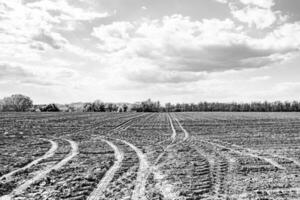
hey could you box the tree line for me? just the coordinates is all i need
[1,94,300,112]
[163,101,300,112]
[0,94,128,112]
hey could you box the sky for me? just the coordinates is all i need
[1,0,300,104]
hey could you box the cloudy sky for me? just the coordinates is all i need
[1,0,300,104]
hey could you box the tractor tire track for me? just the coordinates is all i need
[0,139,58,182]
[86,115,147,200]
[169,114,177,142]
[118,139,149,200]
[230,143,300,168]
[1,139,78,200]
[204,140,285,170]
[154,114,177,165]
[87,139,124,200]
[231,187,300,199]
[173,117,189,141]
[175,119,229,198]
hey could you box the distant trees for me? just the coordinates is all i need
[163,101,300,112]
[106,103,114,112]
[131,99,162,112]
[82,100,126,112]
[1,94,300,112]
[91,100,105,112]
[40,104,60,112]
[83,103,93,112]
[0,94,33,111]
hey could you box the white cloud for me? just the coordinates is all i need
[230,6,277,29]
[0,0,108,55]
[215,0,274,9]
[239,0,274,9]
[249,76,271,81]
[26,0,109,22]
[92,22,135,52]
[214,0,228,3]
[91,15,300,85]
[32,30,68,49]
[0,61,83,87]
[0,0,67,60]
[261,22,300,50]
[216,0,287,30]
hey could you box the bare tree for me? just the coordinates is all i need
[1,94,33,112]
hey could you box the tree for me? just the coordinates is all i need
[92,100,105,112]
[83,103,93,112]
[105,103,114,112]
[1,94,33,112]
[123,104,128,112]
[40,104,60,112]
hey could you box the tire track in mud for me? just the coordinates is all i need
[173,117,189,141]
[142,114,180,200]
[86,114,150,200]
[118,139,149,200]
[122,113,155,131]
[169,114,177,142]
[1,139,78,200]
[154,115,213,199]
[113,113,148,132]
[87,139,124,200]
[204,140,285,170]
[229,143,300,168]
[212,155,229,197]
[154,114,177,165]
[176,120,215,197]
[174,118,229,198]
[273,155,300,168]
[0,139,58,182]
[230,187,300,199]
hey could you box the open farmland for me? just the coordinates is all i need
[0,112,300,200]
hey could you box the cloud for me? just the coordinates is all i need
[249,76,271,81]
[126,67,207,83]
[0,62,80,86]
[32,31,67,49]
[230,6,277,29]
[261,22,300,50]
[0,0,109,57]
[214,0,274,9]
[92,22,135,52]
[0,63,34,79]
[0,0,67,56]
[1,0,300,103]
[0,62,55,86]
[92,15,300,83]
[239,0,274,9]
[275,82,300,91]
[26,0,109,22]
[214,0,287,29]
[214,0,228,3]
